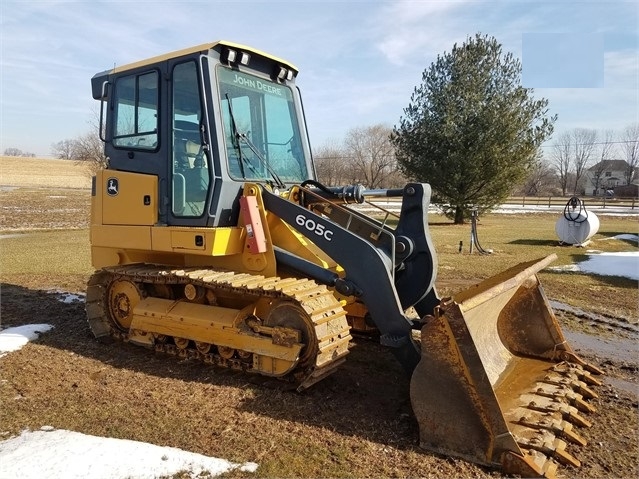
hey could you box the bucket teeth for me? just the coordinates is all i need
[527,401,592,428]
[552,362,603,387]
[534,385,596,413]
[519,435,581,468]
[506,362,601,476]
[577,372,602,387]
[541,376,598,400]
[517,416,587,446]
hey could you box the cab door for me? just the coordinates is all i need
[168,59,212,225]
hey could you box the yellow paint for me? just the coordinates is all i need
[111,40,298,75]
[95,170,158,226]
[130,296,302,375]
[91,225,152,250]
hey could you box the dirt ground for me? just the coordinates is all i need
[0,178,637,478]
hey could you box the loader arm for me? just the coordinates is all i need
[303,182,439,314]
[262,184,440,374]
[392,184,440,316]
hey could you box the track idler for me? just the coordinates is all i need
[410,255,603,478]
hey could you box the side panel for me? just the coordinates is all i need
[151,227,243,255]
[91,225,152,250]
[90,226,244,256]
[96,169,158,225]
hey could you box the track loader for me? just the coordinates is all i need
[87,41,602,478]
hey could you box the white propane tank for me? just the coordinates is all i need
[555,197,600,245]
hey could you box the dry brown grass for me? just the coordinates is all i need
[0,160,637,479]
[0,156,92,189]
[428,213,639,322]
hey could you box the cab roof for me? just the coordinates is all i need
[91,40,298,100]
[109,40,298,74]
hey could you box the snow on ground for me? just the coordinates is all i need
[353,201,639,217]
[547,235,639,281]
[0,427,258,479]
[547,251,639,281]
[0,324,53,357]
[0,321,259,478]
[548,251,639,281]
[601,233,639,244]
[49,290,84,304]
[492,203,638,216]
[579,251,639,281]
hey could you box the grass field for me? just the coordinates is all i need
[0,156,92,189]
[0,158,637,479]
[429,213,638,322]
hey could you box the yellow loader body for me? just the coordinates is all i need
[88,40,602,478]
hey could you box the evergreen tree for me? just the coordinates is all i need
[391,34,556,223]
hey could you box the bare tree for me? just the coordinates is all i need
[313,142,349,186]
[571,128,597,194]
[72,132,108,175]
[519,156,556,196]
[3,147,22,156]
[51,139,75,160]
[551,131,572,196]
[3,148,35,157]
[589,130,615,195]
[383,167,409,189]
[51,107,107,175]
[620,123,639,184]
[344,124,397,189]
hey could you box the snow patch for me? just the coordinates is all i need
[0,324,53,357]
[0,428,258,479]
[548,264,581,273]
[51,291,85,304]
[548,251,639,281]
[0,234,29,239]
[580,251,639,281]
[603,233,639,243]
[493,204,639,217]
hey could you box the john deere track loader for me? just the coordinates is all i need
[87,41,601,478]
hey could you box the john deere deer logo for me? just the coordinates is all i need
[106,178,119,196]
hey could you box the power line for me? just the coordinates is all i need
[541,139,638,148]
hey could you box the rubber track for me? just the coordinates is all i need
[86,264,352,391]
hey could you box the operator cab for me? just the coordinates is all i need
[91,41,314,227]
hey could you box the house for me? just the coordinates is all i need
[584,159,638,196]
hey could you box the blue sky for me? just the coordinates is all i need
[1,0,637,158]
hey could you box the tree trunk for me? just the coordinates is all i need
[454,206,465,224]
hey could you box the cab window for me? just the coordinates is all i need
[112,71,158,149]
[218,67,307,183]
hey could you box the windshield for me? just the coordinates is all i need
[217,67,308,183]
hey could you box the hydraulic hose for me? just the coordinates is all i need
[563,196,588,224]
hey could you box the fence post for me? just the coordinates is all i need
[522,196,525,207]
[548,196,551,208]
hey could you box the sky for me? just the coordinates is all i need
[0,0,637,158]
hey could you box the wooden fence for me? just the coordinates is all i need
[506,196,638,210]
[359,195,639,214]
